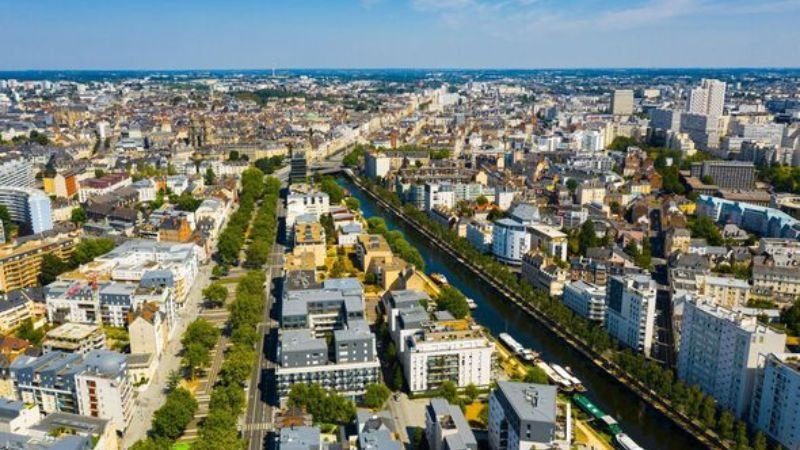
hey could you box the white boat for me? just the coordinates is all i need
[499,333,539,362]
[430,273,449,285]
[614,433,644,450]
[466,298,478,310]
[552,364,584,390]
[536,361,573,391]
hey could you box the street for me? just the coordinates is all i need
[123,263,215,448]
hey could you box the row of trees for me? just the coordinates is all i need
[287,383,356,424]
[130,387,198,450]
[216,168,269,266]
[366,217,426,271]
[181,319,220,378]
[435,286,470,319]
[39,238,117,285]
[191,270,267,450]
[361,177,767,449]
[245,177,281,268]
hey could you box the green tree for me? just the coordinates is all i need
[436,286,470,319]
[753,432,767,450]
[578,220,598,255]
[344,197,360,211]
[166,370,182,392]
[38,253,69,285]
[70,207,87,225]
[689,216,724,246]
[464,383,480,403]
[183,342,211,378]
[204,167,216,185]
[566,179,579,193]
[718,410,735,441]
[363,383,391,408]
[320,176,345,204]
[202,283,228,308]
[15,318,45,345]
[393,365,404,391]
[435,381,459,404]
[523,366,549,384]
[734,421,750,450]
[151,388,198,441]
[0,205,17,238]
[701,396,717,428]
[475,195,488,206]
[70,238,116,266]
[217,345,256,387]
[182,319,220,350]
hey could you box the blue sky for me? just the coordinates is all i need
[1,0,799,69]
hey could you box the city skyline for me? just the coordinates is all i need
[2,0,800,70]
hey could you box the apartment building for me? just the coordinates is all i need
[750,353,800,450]
[402,324,494,393]
[286,189,330,240]
[43,323,106,355]
[0,155,34,188]
[527,224,568,262]
[77,173,131,203]
[488,382,569,450]
[751,255,800,302]
[690,161,755,190]
[0,235,77,292]
[275,277,379,398]
[521,253,568,297]
[700,275,751,308]
[605,275,657,356]
[293,221,327,267]
[0,293,33,334]
[10,350,133,434]
[425,398,477,450]
[492,219,530,265]
[0,187,53,235]
[678,299,786,418]
[562,280,607,325]
[466,219,493,254]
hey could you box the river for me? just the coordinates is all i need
[339,176,700,450]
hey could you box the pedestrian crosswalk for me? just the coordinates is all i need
[243,422,273,431]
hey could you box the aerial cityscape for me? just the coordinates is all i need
[1,2,800,450]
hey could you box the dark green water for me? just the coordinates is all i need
[340,176,700,450]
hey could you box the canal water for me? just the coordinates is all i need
[339,176,700,450]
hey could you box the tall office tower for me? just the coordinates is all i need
[678,299,786,418]
[688,79,727,117]
[605,275,657,357]
[750,353,800,450]
[611,90,634,116]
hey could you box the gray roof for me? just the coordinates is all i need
[279,426,320,450]
[429,398,477,450]
[496,381,557,424]
[387,290,428,309]
[279,329,327,353]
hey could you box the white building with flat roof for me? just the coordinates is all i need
[605,275,657,356]
[678,299,786,418]
[751,353,800,450]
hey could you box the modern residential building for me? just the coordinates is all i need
[700,275,751,308]
[275,277,380,398]
[605,275,657,356]
[425,398,478,450]
[42,323,106,356]
[527,224,568,262]
[491,219,530,265]
[10,350,133,434]
[0,156,34,188]
[0,234,77,292]
[688,79,726,118]
[0,187,53,235]
[466,219,493,254]
[649,108,681,132]
[750,353,800,450]
[678,299,786,418]
[488,381,570,450]
[402,324,494,393]
[751,255,800,302]
[611,90,634,116]
[285,189,330,240]
[0,293,33,334]
[696,195,800,240]
[689,161,755,190]
[562,280,607,325]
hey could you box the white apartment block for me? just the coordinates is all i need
[605,275,657,356]
[402,327,494,393]
[286,190,330,239]
[688,79,726,118]
[678,299,786,418]
[491,219,530,265]
[751,353,800,450]
[562,280,606,325]
[466,220,493,254]
[611,90,634,116]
